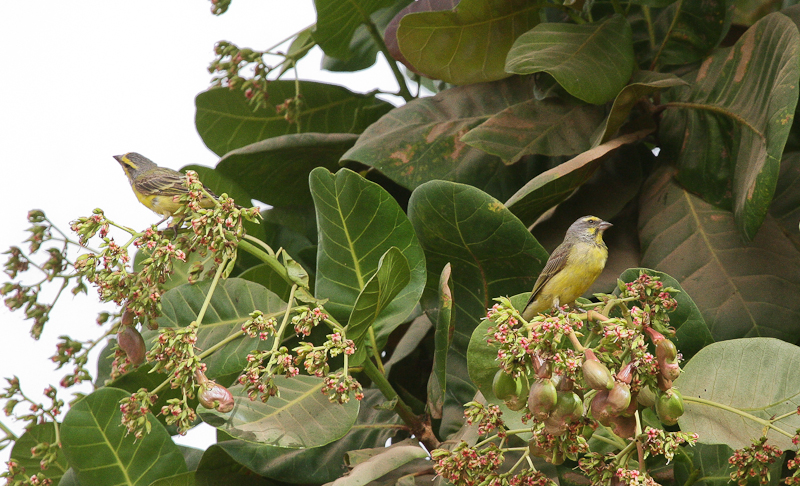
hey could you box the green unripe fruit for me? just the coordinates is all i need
[590,390,613,426]
[637,385,657,407]
[656,389,685,426]
[582,359,614,390]
[528,378,557,420]
[656,339,678,362]
[543,391,584,434]
[492,370,529,411]
[607,382,631,414]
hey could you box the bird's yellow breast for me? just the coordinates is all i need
[532,241,608,312]
[131,189,180,218]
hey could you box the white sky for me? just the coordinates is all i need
[0,0,398,463]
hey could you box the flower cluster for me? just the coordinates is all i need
[119,389,157,440]
[529,418,591,464]
[1,379,63,431]
[618,273,678,333]
[578,452,618,486]
[432,442,505,486]
[160,398,198,434]
[0,210,74,339]
[464,401,506,437]
[614,468,658,486]
[0,459,55,486]
[209,41,272,110]
[294,332,355,377]
[729,437,783,485]
[785,455,800,485]
[241,310,277,340]
[147,326,201,389]
[322,371,363,404]
[641,427,698,463]
[292,306,328,336]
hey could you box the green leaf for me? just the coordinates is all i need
[460,98,605,164]
[199,375,359,448]
[674,442,783,486]
[407,180,548,437]
[659,12,800,240]
[60,387,186,486]
[342,76,544,197]
[466,293,530,400]
[310,168,426,341]
[615,268,713,361]
[505,15,635,105]
[770,152,800,251]
[195,83,393,156]
[639,168,800,342]
[216,133,358,207]
[332,440,429,486]
[279,28,316,77]
[505,128,654,226]
[347,247,411,363]
[591,70,687,146]
[9,423,68,484]
[427,263,454,418]
[649,0,733,67]
[676,338,800,450]
[312,0,395,60]
[322,1,413,72]
[209,389,402,483]
[155,278,287,377]
[396,0,541,84]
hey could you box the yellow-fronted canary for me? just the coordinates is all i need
[521,216,612,320]
[113,152,217,226]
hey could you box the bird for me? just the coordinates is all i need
[521,216,612,321]
[113,152,218,227]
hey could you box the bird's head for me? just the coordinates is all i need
[568,215,613,244]
[113,152,156,179]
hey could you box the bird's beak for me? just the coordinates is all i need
[598,221,613,231]
[113,155,123,163]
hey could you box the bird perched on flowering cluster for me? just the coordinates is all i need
[113,152,218,227]
[522,216,612,320]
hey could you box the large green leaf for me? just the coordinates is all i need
[347,247,411,364]
[332,440,429,486]
[591,70,687,146]
[60,387,186,486]
[659,12,800,240]
[9,423,68,485]
[341,76,544,196]
[312,0,395,60]
[207,389,403,483]
[505,128,654,226]
[322,1,413,72]
[677,338,800,450]
[407,180,548,437]
[459,98,605,164]
[395,0,541,84]
[505,15,635,105]
[649,0,733,67]
[427,263,454,419]
[310,168,426,340]
[216,133,358,207]
[615,268,713,361]
[195,83,393,156]
[199,375,359,448]
[639,168,800,342]
[155,278,287,378]
[770,152,800,251]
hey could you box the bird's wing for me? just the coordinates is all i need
[525,241,571,307]
[135,169,218,198]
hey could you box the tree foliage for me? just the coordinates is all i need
[4,1,800,486]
